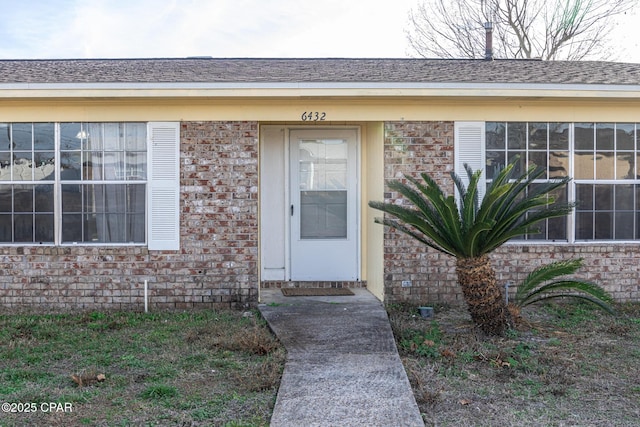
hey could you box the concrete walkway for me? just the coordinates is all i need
[258,288,424,427]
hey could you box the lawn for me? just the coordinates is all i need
[3,300,639,427]
[0,309,284,427]
[388,301,640,426]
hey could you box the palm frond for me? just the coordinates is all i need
[521,292,615,314]
[482,203,575,252]
[513,259,614,314]
[368,158,574,258]
[516,259,583,298]
[368,200,459,256]
[374,217,457,257]
[522,280,614,304]
[451,165,482,235]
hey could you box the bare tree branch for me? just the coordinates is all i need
[406,0,636,60]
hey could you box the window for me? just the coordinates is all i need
[0,122,147,244]
[484,122,640,242]
[486,122,569,241]
[573,123,639,240]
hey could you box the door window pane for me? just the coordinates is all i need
[300,191,347,239]
[299,139,347,190]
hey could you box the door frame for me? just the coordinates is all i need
[258,124,362,283]
[287,127,361,281]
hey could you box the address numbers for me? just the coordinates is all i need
[301,112,326,121]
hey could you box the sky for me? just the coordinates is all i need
[0,0,638,61]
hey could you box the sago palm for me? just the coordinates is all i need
[510,258,614,319]
[369,160,574,336]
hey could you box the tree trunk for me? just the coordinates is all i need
[456,255,510,336]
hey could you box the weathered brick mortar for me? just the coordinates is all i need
[382,121,460,304]
[382,121,639,305]
[0,121,259,311]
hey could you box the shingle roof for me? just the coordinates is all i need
[0,58,639,86]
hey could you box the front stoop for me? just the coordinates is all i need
[261,280,367,289]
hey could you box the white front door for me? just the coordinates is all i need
[289,129,359,281]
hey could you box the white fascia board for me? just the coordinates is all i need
[1,81,640,98]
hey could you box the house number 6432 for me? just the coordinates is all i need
[301,112,326,121]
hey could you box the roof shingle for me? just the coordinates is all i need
[0,58,639,86]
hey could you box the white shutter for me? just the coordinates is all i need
[148,122,180,250]
[454,121,486,200]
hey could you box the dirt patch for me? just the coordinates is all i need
[388,302,640,426]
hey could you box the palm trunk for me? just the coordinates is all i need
[456,255,510,336]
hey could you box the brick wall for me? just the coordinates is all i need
[492,245,640,303]
[0,121,259,311]
[4,119,638,311]
[382,121,640,305]
[382,121,461,304]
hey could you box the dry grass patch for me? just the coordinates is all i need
[0,309,285,427]
[388,301,640,427]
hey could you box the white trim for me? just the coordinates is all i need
[284,128,291,280]
[259,125,288,281]
[54,123,61,245]
[2,82,640,99]
[2,81,640,92]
